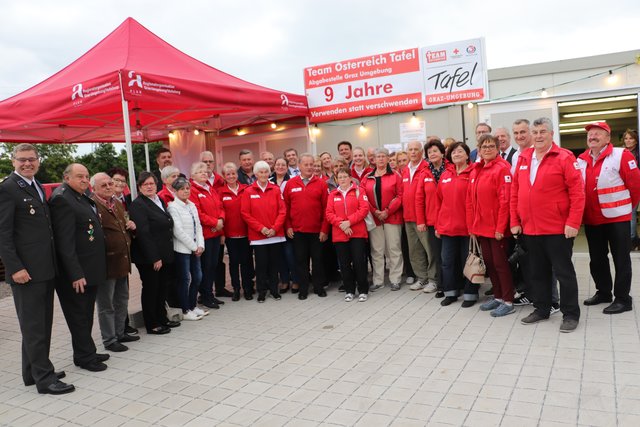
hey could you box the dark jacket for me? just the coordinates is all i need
[129,195,174,265]
[92,195,132,279]
[50,183,106,287]
[0,172,57,283]
[237,167,257,185]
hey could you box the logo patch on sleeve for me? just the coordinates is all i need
[573,162,580,170]
[504,176,512,183]
[629,160,637,170]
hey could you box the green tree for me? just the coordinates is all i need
[0,143,77,183]
[76,143,128,176]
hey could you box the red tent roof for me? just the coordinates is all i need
[0,17,308,143]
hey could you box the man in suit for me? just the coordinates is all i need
[50,163,109,371]
[0,143,75,394]
[469,123,491,162]
[153,147,173,192]
[495,127,518,165]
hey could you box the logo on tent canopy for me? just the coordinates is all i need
[72,84,84,101]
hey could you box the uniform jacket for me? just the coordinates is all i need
[167,198,205,254]
[436,164,474,236]
[401,159,428,222]
[219,183,248,238]
[577,144,640,225]
[415,166,442,227]
[50,183,106,286]
[92,195,132,279]
[325,185,370,242]
[283,175,330,234]
[0,172,57,283]
[466,157,512,238]
[351,164,374,182]
[240,181,286,242]
[129,195,175,264]
[208,172,225,191]
[361,166,404,225]
[189,180,225,239]
[510,143,585,235]
[157,185,175,205]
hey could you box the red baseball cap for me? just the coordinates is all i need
[585,121,611,133]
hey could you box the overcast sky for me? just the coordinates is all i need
[1,0,639,101]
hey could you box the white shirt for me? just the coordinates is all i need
[289,166,300,177]
[15,171,44,201]
[408,161,421,181]
[149,194,165,211]
[530,146,552,185]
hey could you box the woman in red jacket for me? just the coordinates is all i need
[351,147,373,181]
[219,162,254,301]
[240,161,287,303]
[466,134,515,317]
[361,148,404,290]
[326,168,370,302]
[436,142,477,307]
[190,162,225,309]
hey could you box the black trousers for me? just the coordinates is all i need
[226,237,255,294]
[293,232,325,295]
[136,263,171,331]
[12,279,57,389]
[523,234,580,320]
[401,225,416,278]
[55,280,98,365]
[215,243,227,293]
[254,243,282,294]
[585,221,632,304]
[335,238,369,295]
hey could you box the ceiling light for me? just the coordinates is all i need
[193,129,200,136]
[558,95,637,107]
[410,112,419,124]
[312,124,320,135]
[237,128,246,136]
[563,108,633,118]
[540,89,548,98]
[559,120,606,128]
[359,123,366,132]
[559,128,588,134]
[606,70,618,85]
[270,122,277,129]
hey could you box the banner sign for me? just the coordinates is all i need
[303,38,488,122]
[420,38,488,107]
[304,48,423,123]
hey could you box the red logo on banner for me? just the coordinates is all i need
[425,50,446,63]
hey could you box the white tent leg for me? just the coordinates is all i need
[144,143,150,172]
[121,99,138,199]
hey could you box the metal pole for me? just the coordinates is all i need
[121,99,138,199]
[460,104,467,143]
[144,142,150,172]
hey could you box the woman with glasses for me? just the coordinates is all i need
[466,134,515,317]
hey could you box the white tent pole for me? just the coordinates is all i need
[121,99,138,199]
[144,143,150,172]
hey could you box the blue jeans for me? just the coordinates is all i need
[441,235,478,300]
[199,236,220,303]
[278,239,298,284]
[175,252,202,312]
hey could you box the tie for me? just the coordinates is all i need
[501,152,506,159]
[30,182,42,202]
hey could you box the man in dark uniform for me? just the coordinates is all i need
[0,143,75,394]
[50,163,109,372]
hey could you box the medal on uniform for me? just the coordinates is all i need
[29,204,35,215]
[88,222,95,242]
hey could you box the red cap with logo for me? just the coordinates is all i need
[585,121,611,133]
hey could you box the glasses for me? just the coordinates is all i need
[140,182,156,187]
[202,160,215,164]
[112,177,126,183]
[480,145,497,150]
[14,157,39,163]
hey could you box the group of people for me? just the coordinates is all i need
[1,116,638,395]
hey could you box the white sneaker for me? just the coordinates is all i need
[405,276,415,285]
[409,280,426,291]
[358,294,368,302]
[344,293,354,302]
[193,307,209,317]
[423,282,437,293]
[183,310,203,321]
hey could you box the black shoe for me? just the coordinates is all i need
[435,291,445,298]
[257,292,266,303]
[584,293,613,306]
[202,300,220,309]
[38,380,75,395]
[603,299,633,314]
[216,289,234,298]
[211,296,225,305]
[560,318,579,333]
[96,353,110,363]
[291,287,299,294]
[125,325,138,335]
[244,293,253,301]
[280,284,290,294]
[484,286,493,296]
[147,326,171,335]
[338,284,346,292]
[79,361,108,372]
[513,294,532,306]
[461,300,476,308]
[25,371,66,386]
[298,293,308,300]
[521,311,549,325]
[232,290,240,301]
[119,334,140,343]
[271,292,282,300]
[163,320,181,328]
[441,296,458,306]
[106,342,129,352]
[315,289,327,297]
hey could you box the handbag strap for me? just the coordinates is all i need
[469,235,481,255]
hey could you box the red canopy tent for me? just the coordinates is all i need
[0,17,308,195]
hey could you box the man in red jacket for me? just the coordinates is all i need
[284,154,330,299]
[578,122,640,314]
[510,117,585,333]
